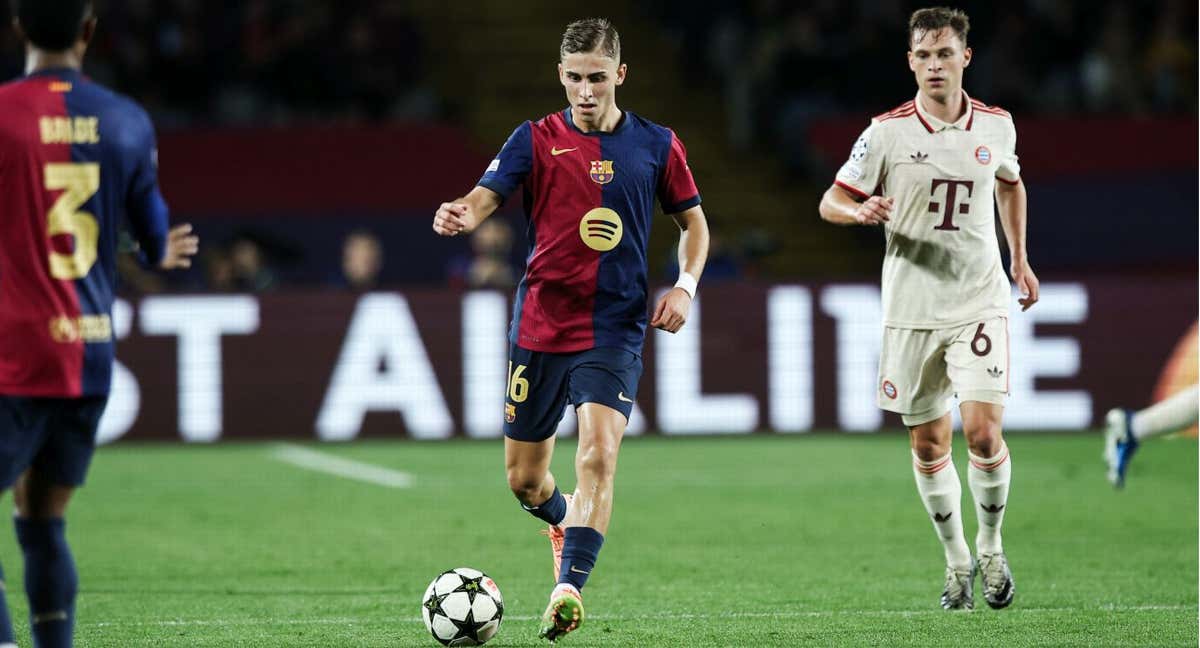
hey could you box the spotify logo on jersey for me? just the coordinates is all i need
[579,208,623,252]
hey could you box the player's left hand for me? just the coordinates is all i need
[1012,259,1039,311]
[650,288,692,333]
[160,223,199,270]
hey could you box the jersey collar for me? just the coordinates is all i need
[26,66,83,80]
[913,89,974,133]
[563,107,629,136]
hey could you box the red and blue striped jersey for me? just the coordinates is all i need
[478,108,700,355]
[0,68,169,397]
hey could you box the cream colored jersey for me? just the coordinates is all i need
[835,91,1020,329]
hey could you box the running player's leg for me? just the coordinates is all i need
[505,435,573,581]
[1130,386,1200,441]
[960,400,1014,609]
[12,471,76,648]
[561,402,624,561]
[908,413,974,609]
[13,395,106,648]
[1105,386,1198,487]
[881,327,973,609]
[504,343,571,525]
[505,436,563,524]
[539,348,639,641]
[948,317,1014,609]
[502,343,573,587]
[960,401,1009,556]
[0,396,48,648]
[539,403,623,641]
[1115,386,1199,443]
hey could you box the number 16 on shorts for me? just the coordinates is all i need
[505,362,529,423]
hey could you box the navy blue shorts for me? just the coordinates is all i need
[503,343,643,442]
[0,395,107,490]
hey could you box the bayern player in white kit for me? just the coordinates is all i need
[819,7,1039,611]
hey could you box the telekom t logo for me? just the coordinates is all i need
[928,179,974,231]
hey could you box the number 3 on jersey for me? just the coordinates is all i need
[507,362,530,403]
[44,162,101,280]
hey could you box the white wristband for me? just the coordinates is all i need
[674,272,698,299]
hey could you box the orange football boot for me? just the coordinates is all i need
[540,493,572,582]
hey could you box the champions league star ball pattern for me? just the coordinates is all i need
[421,568,504,646]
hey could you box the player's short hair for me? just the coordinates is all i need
[560,18,620,61]
[908,7,970,49]
[12,0,93,51]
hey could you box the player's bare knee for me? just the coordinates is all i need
[962,409,1004,456]
[911,437,950,462]
[575,442,618,481]
[909,424,951,461]
[505,469,545,505]
[965,422,1003,458]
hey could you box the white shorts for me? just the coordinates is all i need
[877,317,1009,426]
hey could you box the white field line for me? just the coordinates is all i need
[89,604,1195,628]
[269,443,414,488]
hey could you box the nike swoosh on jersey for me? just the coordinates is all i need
[617,392,633,403]
[551,147,578,156]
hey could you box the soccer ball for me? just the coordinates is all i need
[421,567,504,646]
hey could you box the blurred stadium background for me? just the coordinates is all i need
[3,0,1192,442]
[0,1,1196,646]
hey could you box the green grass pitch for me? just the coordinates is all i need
[0,433,1193,646]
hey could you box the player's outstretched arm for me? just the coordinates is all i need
[159,223,199,269]
[433,186,502,237]
[995,179,1039,311]
[651,205,708,334]
[818,185,892,226]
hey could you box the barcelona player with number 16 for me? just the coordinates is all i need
[432,18,709,643]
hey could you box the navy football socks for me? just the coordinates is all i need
[522,487,568,526]
[15,518,76,648]
[558,526,604,591]
[0,561,15,644]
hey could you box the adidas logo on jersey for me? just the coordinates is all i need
[910,151,928,163]
[988,366,1003,378]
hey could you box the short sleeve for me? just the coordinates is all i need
[833,121,886,200]
[995,119,1021,185]
[477,121,533,200]
[125,109,169,267]
[657,130,701,214]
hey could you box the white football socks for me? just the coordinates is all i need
[967,443,1011,555]
[1132,388,1199,441]
[912,450,972,570]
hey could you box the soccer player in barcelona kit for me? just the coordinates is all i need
[432,18,709,641]
[0,2,197,646]
[819,8,1039,611]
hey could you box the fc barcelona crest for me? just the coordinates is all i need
[589,160,614,184]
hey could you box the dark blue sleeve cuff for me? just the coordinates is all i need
[662,194,701,215]
[477,180,514,205]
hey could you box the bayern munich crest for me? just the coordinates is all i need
[589,160,614,184]
[882,380,898,400]
[974,146,992,165]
